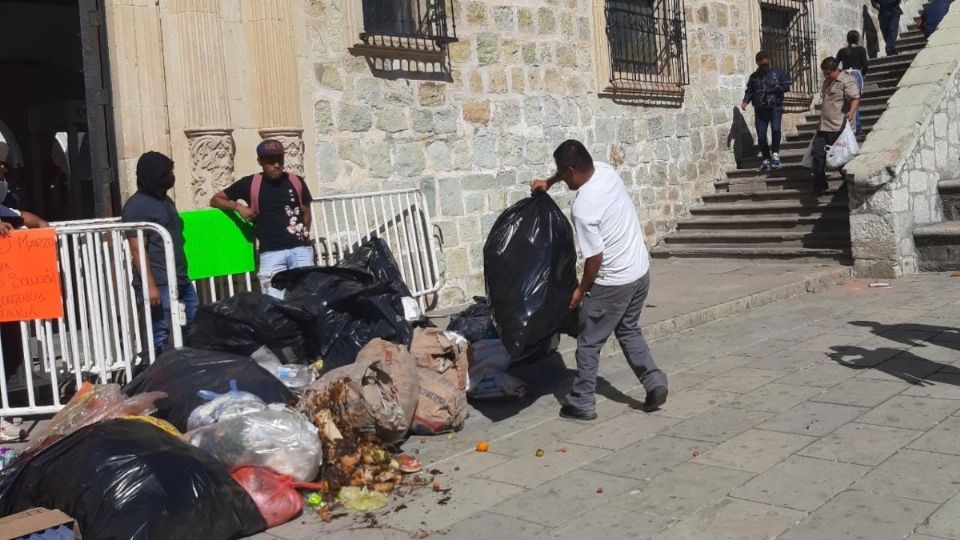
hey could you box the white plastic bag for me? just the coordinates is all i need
[467,339,528,400]
[186,380,268,431]
[826,122,859,169]
[184,406,322,481]
[800,136,815,169]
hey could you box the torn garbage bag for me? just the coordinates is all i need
[483,192,578,362]
[273,266,413,370]
[190,292,314,364]
[124,348,295,432]
[0,419,266,540]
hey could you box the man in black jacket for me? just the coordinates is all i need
[873,0,903,55]
[742,52,792,171]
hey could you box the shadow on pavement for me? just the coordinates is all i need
[828,346,955,386]
[850,320,960,351]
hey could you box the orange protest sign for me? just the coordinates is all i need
[0,228,64,322]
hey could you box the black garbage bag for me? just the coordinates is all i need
[337,237,414,297]
[483,192,578,362]
[273,266,413,371]
[190,292,314,364]
[0,419,266,540]
[123,347,295,432]
[446,297,498,342]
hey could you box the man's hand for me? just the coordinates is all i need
[847,111,856,123]
[740,101,749,111]
[530,179,550,193]
[237,204,258,222]
[568,287,584,310]
[148,283,162,307]
[0,222,13,237]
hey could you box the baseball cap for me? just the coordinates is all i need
[256,139,285,158]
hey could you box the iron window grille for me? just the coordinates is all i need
[759,0,817,99]
[605,0,689,89]
[360,0,458,52]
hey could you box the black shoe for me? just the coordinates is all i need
[559,405,598,421]
[642,386,669,412]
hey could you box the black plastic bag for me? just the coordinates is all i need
[0,419,266,540]
[483,192,578,362]
[190,292,314,363]
[337,237,414,297]
[273,266,413,371]
[447,297,498,342]
[123,347,295,432]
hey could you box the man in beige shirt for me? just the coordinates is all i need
[811,57,861,194]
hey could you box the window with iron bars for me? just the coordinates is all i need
[359,0,458,53]
[603,0,689,90]
[759,0,817,103]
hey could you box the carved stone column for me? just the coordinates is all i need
[243,0,305,173]
[259,128,305,176]
[186,129,236,205]
[171,0,235,205]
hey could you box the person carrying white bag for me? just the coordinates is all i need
[807,57,861,195]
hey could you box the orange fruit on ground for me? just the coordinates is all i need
[476,440,490,452]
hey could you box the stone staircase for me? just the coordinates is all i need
[915,179,960,271]
[653,14,931,263]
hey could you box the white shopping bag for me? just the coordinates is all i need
[826,122,859,169]
[800,136,816,168]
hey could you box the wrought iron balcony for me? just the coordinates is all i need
[605,0,689,89]
[360,0,458,53]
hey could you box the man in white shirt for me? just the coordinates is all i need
[532,140,668,420]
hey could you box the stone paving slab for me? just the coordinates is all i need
[252,275,960,539]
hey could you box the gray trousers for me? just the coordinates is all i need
[566,272,667,412]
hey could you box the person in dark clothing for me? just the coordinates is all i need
[921,0,954,38]
[210,140,314,299]
[836,30,869,134]
[121,151,198,352]
[741,51,792,171]
[872,0,902,55]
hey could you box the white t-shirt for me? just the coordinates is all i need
[571,161,650,286]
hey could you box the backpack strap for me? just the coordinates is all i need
[250,173,304,216]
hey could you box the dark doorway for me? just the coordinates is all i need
[0,0,116,222]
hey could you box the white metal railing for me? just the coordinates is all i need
[0,222,182,417]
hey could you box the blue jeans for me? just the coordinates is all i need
[847,69,864,132]
[755,107,783,160]
[150,283,199,350]
[879,9,900,55]
[259,246,315,299]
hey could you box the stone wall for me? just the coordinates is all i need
[846,5,960,277]
[302,0,859,306]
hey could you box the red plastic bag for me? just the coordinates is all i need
[231,467,324,528]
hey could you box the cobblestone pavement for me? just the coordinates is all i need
[256,274,960,539]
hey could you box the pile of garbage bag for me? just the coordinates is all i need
[446,297,498,343]
[483,192,579,363]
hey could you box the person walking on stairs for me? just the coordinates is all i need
[836,30,869,135]
[530,140,668,421]
[872,0,903,55]
[742,52,791,171]
[922,0,955,38]
[811,57,861,195]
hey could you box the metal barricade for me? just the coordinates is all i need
[310,188,442,302]
[0,222,182,417]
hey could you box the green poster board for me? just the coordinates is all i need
[180,209,256,280]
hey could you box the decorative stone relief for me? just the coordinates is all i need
[259,128,305,176]
[186,129,236,207]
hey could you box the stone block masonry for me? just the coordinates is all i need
[846,4,960,278]
[304,0,862,307]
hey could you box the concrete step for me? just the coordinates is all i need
[663,230,850,247]
[725,164,842,180]
[915,222,960,271]
[715,177,845,193]
[651,244,851,262]
[689,199,849,216]
[939,179,960,221]
[676,214,849,232]
[789,126,872,141]
[869,51,918,69]
[702,188,846,204]
[804,109,882,124]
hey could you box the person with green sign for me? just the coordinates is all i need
[121,151,198,352]
[210,140,315,299]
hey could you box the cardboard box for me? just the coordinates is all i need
[0,508,81,540]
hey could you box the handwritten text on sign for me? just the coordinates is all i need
[0,229,64,322]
